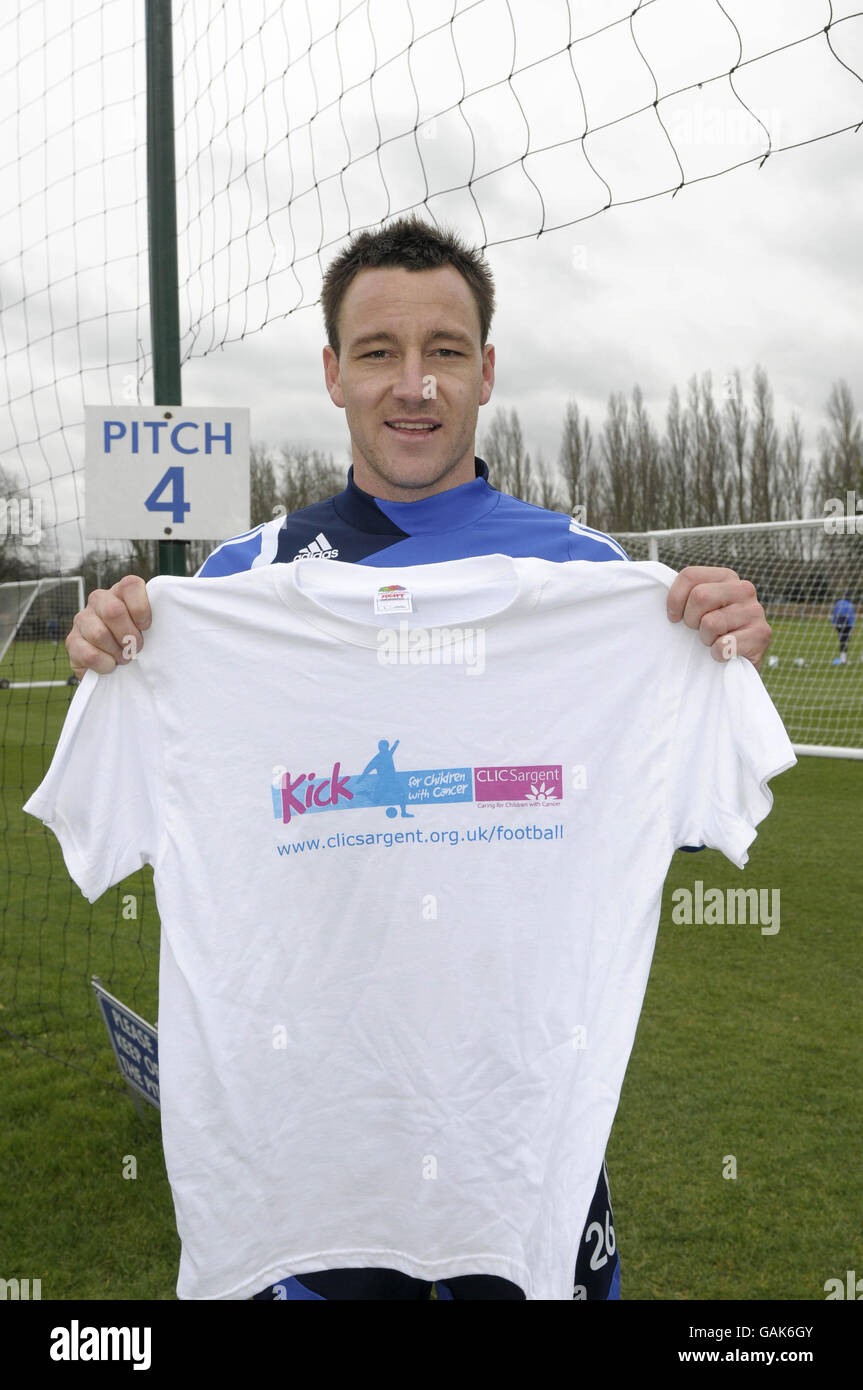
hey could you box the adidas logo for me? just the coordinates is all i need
[293,531,339,560]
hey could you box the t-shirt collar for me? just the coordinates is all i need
[272,552,542,648]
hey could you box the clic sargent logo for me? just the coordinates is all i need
[271,739,564,824]
[474,765,562,805]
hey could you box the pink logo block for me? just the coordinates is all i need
[473,764,563,802]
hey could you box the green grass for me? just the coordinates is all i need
[759,614,863,747]
[1,658,168,1298]
[1,1044,177,1299]
[609,755,863,1300]
[1,650,861,1299]
[1,668,158,1070]
[0,636,79,684]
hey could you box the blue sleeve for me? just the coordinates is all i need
[194,526,268,577]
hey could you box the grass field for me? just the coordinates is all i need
[758,616,863,748]
[1,638,861,1300]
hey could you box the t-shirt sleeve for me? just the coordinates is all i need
[667,642,797,870]
[22,658,164,903]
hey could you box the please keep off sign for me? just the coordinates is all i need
[84,405,250,540]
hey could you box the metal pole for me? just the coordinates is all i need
[146,0,187,576]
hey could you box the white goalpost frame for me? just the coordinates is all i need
[0,576,85,687]
[612,515,854,558]
[608,517,863,761]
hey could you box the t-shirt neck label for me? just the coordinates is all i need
[373,584,413,615]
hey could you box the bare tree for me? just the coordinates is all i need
[817,379,863,503]
[700,374,732,525]
[482,407,535,501]
[124,538,159,581]
[778,413,811,521]
[723,368,749,524]
[629,386,665,531]
[74,544,144,596]
[685,375,710,526]
[749,365,780,523]
[558,400,602,524]
[278,445,343,512]
[664,385,690,530]
[250,444,280,524]
[600,392,635,530]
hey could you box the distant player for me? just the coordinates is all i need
[830,589,855,665]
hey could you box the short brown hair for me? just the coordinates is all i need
[321,213,495,358]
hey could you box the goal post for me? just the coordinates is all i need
[608,518,863,760]
[0,577,85,689]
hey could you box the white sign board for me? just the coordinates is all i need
[84,405,250,540]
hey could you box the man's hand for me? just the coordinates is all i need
[666,566,772,671]
[65,575,151,679]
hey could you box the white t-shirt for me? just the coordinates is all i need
[23,554,796,1300]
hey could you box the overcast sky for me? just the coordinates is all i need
[2,0,862,560]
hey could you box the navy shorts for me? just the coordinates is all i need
[252,1161,619,1300]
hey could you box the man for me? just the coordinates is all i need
[830,589,855,665]
[65,214,772,1300]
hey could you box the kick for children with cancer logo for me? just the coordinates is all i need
[270,738,564,824]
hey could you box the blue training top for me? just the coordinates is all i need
[832,598,855,627]
[195,457,629,576]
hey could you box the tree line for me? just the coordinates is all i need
[484,371,861,533]
[1,368,860,592]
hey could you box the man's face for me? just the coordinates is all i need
[323,264,495,500]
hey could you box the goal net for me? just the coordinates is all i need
[609,517,863,758]
[0,578,85,688]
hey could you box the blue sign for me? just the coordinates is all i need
[91,978,160,1109]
